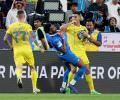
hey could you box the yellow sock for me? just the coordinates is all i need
[85,73,95,91]
[16,68,22,78]
[68,71,74,83]
[31,70,38,89]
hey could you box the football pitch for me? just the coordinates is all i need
[0,93,120,100]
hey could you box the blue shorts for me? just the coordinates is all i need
[59,50,80,65]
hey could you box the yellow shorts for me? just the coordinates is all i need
[74,51,89,65]
[13,46,34,66]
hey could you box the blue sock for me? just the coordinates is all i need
[74,66,87,81]
[63,68,70,82]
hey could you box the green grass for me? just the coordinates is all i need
[0,93,120,100]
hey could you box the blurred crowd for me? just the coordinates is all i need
[0,0,120,32]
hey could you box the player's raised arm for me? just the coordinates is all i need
[60,20,76,33]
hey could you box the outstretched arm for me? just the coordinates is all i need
[60,20,76,34]
[4,34,12,49]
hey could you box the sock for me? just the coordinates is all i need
[16,68,22,78]
[63,68,70,82]
[31,70,38,89]
[62,68,70,88]
[68,71,74,83]
[85,73,95,91]
[70,79,76,85]
[70,66,87,85]
[62,82,67,88]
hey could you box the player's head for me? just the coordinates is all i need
[72,12,81,23]
[17,10,25,22]
[49,23,57,34]
[44,23,57,34]
[34,17,43,29]
[85,19,95,31]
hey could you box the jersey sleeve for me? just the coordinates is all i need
[97,32,102,43]
[53,39,63,49]
[46,34,51,42]
[37,29,44,40]
[6,24,13,34]
[27,24,32,33]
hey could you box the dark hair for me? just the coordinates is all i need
[85,19,95,24]
[17,10,24,16]
[44,23,51,33]
[34,17,44,23]
[109,17,117,24]
[44,23,59,33]
[71,2,78,7]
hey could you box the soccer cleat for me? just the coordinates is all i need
[68,84,78,93]
[33,88,40,94]
[60,87,66,93]
[17,78,23,89]
[65,87,71,94]
[60,87,71,94]
[90,90,101,95]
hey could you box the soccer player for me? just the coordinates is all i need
[44,23,87,93]
[83,19,102,51]
[61,12,101,94]
[4,10,43,93]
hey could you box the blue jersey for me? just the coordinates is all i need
[46,32,80,65]
[48,33,70,52]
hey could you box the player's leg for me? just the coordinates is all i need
[15,64,23,88]
[81,52,101,94]
[14,50,25,88]
[68,60,87,93]
[60,52,87,93]
[24,48,40,93]
[85,64,101,94]
[60,62,76,93]
[60,67,70,93]
[29,64,40,93]
[68,64,75,83]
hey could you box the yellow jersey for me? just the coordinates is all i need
[6,22,34,66]
[67,24,88,53]
[6,22,32,49]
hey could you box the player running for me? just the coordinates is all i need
[4,10,44,93]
